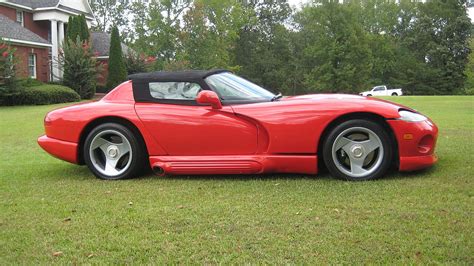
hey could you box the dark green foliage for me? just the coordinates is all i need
[79,15,90,41]
[62,39,99,99]
[18,78,44,87]
[66,16,80,42]
[95,85,109,93]
[106,26,127,89]
[113,0,472,95]
[66,15,90,43]
[235,1,296,94]
[0,40,18,92]
[297,1,373,93]
[0,84,80,106]
[464,38,474,94]
[124,52,147,75]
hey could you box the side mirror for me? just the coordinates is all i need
[196,91,222,109]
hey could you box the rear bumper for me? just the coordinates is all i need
[37,135,78,164]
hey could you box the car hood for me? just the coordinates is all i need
[232,93,415,121]
[282,93,414,111]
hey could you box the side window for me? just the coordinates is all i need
[149,82,202,100]
[373,86,384,91]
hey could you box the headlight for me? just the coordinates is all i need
[398,110,427,122]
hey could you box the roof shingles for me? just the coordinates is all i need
[0,14,50,45]
[6,0,60,9]
[91,32,131,57]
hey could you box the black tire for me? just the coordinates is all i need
[84,123,146,180]
[322,119,393,181]
[391,93,398,96]
[367,94,372,97]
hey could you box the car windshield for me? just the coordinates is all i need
[205,72,275,101]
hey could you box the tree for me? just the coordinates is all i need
[464,38,474,94]
[66,16,80,42]
[235,1,295,94]
[179,0,248,70]
[0,39,18,92]
[296,1,372,93]
[79,15,90,42]
[89,0,132,40]
[66,15,90,43]
[130,0,192,69]
[124,52,147,75]
[62,39,99,99]
[412,0,471,94]
[106,26,127,89]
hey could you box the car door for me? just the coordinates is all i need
[134,81,258,156]
[373,86,385,96]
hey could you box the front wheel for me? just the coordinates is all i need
[366,94,372,97]
[84,123,146,180]
[322,119,393,181]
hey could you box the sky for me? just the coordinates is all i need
[288,0,310,10]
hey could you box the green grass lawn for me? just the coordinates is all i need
[0,96,473,264]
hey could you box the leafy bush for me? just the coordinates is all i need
[125,52,147,75]
[0,84,80,106]
[95,85,109,93]
[464,87,474,95]
[61,39,100,99]
[0,40,18,92]
[18,78,44,87]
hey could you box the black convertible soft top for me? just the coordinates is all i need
[130,69,230,104]
[128,69,229,83]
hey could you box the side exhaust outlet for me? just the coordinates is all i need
[152,166,165,176]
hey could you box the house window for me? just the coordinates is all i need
[28,54,37,79]
[16,10,24,27]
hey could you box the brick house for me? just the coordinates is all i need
[0,0,122,85]
[0,0,95,82]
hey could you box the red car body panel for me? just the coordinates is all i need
[38,81,438,175]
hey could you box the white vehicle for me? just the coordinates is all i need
[359,85,403,96]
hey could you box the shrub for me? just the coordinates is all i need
[18,78,44,87]
[0,84,80,106]
[464,87,474,95]
[61,39,100,99]
[95,85,109,93]
[0,40,18,92]
[106,26,127,89]
[125,52,147,75]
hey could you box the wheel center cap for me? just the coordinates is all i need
[107,146,119,158]
[351,145,364,158]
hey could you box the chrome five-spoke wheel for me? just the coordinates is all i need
[84,123,146,180]
[323,119,392,181]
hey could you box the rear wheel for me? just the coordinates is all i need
[391,92,398,96]
[322,119,392,181]
[84,123,146,180]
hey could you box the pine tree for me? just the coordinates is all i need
[66,16,80,42]
[79,15,90,42]
[106,26,127,89]
[66,15,89,43]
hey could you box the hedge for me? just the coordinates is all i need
[0,84,80,106]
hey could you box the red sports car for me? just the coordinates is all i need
[38,70,438,181]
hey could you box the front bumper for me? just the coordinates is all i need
[38,135,78,164]
[387,119,438,172]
